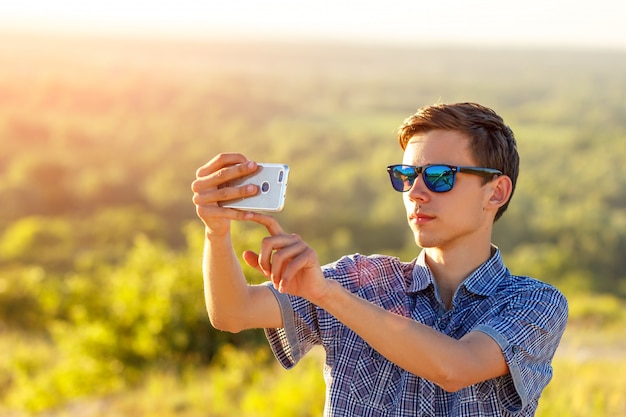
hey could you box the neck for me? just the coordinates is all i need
[423,243,493,308]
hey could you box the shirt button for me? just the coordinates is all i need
[371,351,381,360]
[437,321,446,330]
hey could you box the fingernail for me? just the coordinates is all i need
[247,161,256,170]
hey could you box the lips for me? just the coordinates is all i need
[409,211,435,225]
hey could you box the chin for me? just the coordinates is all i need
[413,230,445,249]
[414,235,433,249]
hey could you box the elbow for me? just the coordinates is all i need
[208,313,246,334]
[431,365,469,393]
[437,378,465,393]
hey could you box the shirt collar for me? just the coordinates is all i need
[408,251,435,293]
[408,245,507,297]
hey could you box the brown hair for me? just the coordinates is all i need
[397,102,519,221]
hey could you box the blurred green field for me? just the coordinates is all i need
[9,301,624,417]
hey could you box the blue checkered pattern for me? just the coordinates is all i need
[265,248,568,416]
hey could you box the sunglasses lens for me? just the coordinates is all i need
[389,165,416,192]
[423,165,455,192]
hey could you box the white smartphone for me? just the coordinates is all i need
[218,163,289,212]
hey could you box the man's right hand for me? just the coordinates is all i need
[191,153,260,237]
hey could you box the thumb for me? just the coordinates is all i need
[243,250,268,276]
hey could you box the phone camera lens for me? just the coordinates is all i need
[261,181,270,193]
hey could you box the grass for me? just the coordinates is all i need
[538,309,626,417]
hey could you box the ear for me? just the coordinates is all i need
[486,175,513,210]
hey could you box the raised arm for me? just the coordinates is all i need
[191,153,282,332]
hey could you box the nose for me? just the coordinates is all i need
[406,174,430,202]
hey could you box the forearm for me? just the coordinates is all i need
[203,229,283,332]
[314,280,507,391]
[202,231,250,331]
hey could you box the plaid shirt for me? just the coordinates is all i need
[265,248,568,416]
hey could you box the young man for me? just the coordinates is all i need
[191,102,568,416]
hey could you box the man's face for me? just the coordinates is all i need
[401,129,495,251]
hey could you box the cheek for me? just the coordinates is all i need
[451,196,488,227]
[440,189,484,222]
[402,193,411,209]
[402,193,420,215]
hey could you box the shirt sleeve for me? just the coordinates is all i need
[263,254,369,369]
[474,285,568,413]
[263,282,321,369]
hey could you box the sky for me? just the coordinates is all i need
[1,0,625,49]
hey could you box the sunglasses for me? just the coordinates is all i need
[387,164,503,193]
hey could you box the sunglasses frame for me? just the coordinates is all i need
[387,164,503,193]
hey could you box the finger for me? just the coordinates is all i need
[192,183,258,206]
[242,250,265,273]
[245,212,286,236]
[195,204,260,223]
[195,153,248,179]
[260,234,308,284]
[192,159,257,194]
[279,246,318,289]
[270,239,310,284]
[256,233,300,281]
